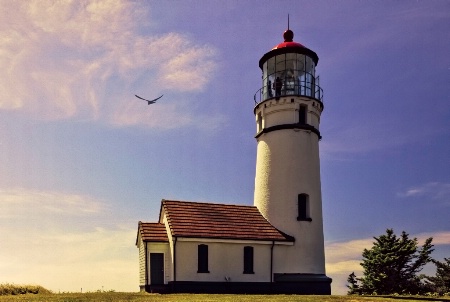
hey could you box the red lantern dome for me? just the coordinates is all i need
[272,29,305,50]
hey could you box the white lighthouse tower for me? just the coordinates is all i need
[253,28,331,293]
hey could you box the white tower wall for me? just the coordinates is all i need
[254,96,325,274]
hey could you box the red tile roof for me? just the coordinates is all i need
[138,222,169,242]
[161,200,294,242]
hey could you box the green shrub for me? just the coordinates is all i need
[0,283,52,295]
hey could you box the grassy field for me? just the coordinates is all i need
[1,293,450,302]
[1,286,449,302]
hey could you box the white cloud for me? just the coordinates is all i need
[0,0,221,130]
[325,238,367,295]
[0,188,105,219]
[110,102,194,129]
[326,238,371,265]
[0,226,137,292]
[0,187,137,292]
[397,182,450,205]
[159,44,218,91]
[417,231,450,246]
[110,99,227,132]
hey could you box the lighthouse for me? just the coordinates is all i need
[137,26,331,295]
[253,28,331,292]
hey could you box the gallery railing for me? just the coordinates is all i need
[254,80,323,105]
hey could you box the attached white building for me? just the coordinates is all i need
[137,200,297,293]
[137,28,332,294]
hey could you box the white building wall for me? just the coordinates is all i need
[161,211,174,284]
[175,241,272,282]
[264,107,295,127]
[254,96,326,275]
[137,235,146,286]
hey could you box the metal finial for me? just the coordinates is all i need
[284,14,294,42]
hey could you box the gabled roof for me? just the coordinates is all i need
[161,200,294,242]
[137,222,168,243]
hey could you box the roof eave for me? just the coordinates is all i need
[158,199,166,223]
[135,221,143,246]
[258,46,319,69]
[174,235,294,244]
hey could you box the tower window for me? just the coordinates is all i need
[299,105,307,124]
[243,246,254,274]
[297,194,312,221]
[197,244,209,273]
[257,112,262,132]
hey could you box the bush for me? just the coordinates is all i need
[0,283,52,295]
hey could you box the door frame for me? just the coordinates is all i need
[149,252,165,285]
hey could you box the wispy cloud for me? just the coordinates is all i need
[326,238,371,266]
[397,182,450,205]
[416,231,450,246]
[110,98,227,131]
[325,238,369,294]
[0,187,136,292]
[0,188,105,218]
[0,226,136,292]
[0,0,222,130]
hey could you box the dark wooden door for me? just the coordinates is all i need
[150,253,164,285]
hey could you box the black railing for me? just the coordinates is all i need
[254,81,323,105]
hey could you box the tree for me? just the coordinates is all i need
[348,229,434,295]
[427,258,450,295]
[347,272,360,294]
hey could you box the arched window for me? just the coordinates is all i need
[297,194,312,221]
[197,244,209,273]
[243,246,254,274]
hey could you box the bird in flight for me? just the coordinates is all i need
[135,94,163,105]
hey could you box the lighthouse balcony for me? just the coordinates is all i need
[254,77,323,105]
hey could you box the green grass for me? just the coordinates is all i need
[1,286,449,302]
[1,292,450,302]
[0,284,51,296]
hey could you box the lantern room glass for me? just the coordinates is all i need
[260,53,320,102]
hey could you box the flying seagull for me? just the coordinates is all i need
[135,94,163,105]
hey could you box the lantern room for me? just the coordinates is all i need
[254,29,323,104]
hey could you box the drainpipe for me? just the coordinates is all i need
[173,237,177,287]
[144,242,148,290]
[270,241,275,283]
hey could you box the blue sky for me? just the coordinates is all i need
[1,0,449,295]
